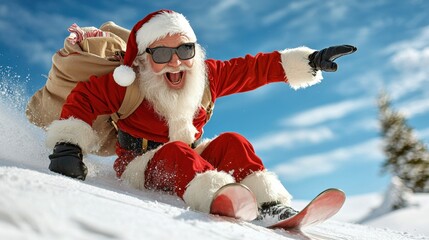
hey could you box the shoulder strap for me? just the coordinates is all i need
[201,85,214,122]
[110,79,144,124]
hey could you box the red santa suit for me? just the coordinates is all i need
[46,10,322,214]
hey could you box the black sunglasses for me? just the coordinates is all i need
[145,43,196,64]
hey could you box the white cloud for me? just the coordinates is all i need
[325,1,349,20]
[272,138,383,181]
[0,3,140,70]
[0,4,76,69]
[189,0,250,42]
[383,27,429,100]
[209,0,248,16]
[384,26,429,55]
[335,70,385,97]
[399,97,429,118]
[281,98,372,127]
[417,127,429,140]
[261,1,314,26]
[334,8,429,102]
[354,117,380,132]
[390,47,429,70]
[252,127,334,151]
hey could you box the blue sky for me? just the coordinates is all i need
[1,0,429,199]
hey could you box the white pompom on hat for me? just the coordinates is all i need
[113,9,197,87]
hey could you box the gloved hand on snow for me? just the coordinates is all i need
[49,142,88,180]
[308,45,357,72]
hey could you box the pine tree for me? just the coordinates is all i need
[378,92,429,193]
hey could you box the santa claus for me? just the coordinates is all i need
[46,9,356,222]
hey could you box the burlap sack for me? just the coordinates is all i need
[26,22,130,156]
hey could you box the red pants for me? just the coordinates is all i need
[143,132,265,198]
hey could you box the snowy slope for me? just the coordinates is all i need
[1,82,429,239]
[2,167,427,240]
[363,194,429,236]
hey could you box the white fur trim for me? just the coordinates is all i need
[136,11,197,53]
[121,146,161,189]
[194,138,212,155]
[241,170,292,207]
[183,170,235,213]
[279,46,323,90]
[46,118,99,154]
[113,65,136,86]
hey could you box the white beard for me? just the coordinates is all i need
[136,44,207,144]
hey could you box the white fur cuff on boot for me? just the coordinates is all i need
[183,170,235,213]
[121,148,159,190]
[241,170,292,207]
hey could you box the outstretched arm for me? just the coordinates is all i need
[208,45,357,98]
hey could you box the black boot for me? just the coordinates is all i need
[256,201,298,223]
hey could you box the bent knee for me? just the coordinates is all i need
[160,141,193,154]
[217,132,247,143]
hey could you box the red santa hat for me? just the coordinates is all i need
[113,9,197,87]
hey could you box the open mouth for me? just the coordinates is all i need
[164,71,185,89]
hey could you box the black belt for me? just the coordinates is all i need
[117,130,163,155]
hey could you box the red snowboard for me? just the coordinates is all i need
[209,183,258,221]
[268,188,346,229]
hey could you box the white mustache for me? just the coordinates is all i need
[156,65,192,76]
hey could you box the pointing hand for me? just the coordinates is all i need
[308,45,357,72]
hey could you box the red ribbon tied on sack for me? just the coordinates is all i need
[67,23,110,45]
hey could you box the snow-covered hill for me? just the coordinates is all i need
[1,165,427,240]
[1,79,428,239]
